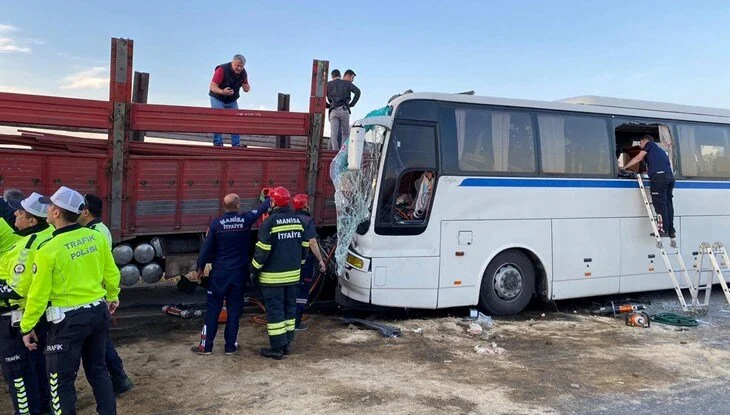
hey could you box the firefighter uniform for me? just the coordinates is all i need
[21,187,120,415]
[251,188,308,359]
[293,208,318,329]
[195,198,270,354]
[0,193,54,415]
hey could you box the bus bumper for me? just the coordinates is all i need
[337,250,372,304]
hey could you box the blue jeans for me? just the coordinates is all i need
[210,96,241,147]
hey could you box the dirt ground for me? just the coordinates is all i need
[2,288,730,415]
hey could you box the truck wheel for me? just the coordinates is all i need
[479,250,534,315]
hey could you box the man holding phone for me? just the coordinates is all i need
[209,54,251,147]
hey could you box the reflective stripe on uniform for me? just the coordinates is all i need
[252,259,263,270]
[50,372,61,414]
[301,260,306,265]
[302,241,310,248]
[271,224,304,233]
[259,269,300,285]
[285,319,296,332]
[267,321,287,336]
[255,241,271,251]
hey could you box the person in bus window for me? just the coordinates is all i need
[412,171,435,220]
[622,135,676,238]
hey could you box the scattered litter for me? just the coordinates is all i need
[680,341,688,345]
[570,383,580,389]
[340,318,402,338]
[474,343,506,355]
[161,304,203,319]
[469,308,479,319]
[443,360,453,364]
[541,313,546,317]
[476,312,493,329]
[411,328,423,334]
[467,323,483,335]
[361,396,370,402]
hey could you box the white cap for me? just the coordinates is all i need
[8,192,50,218]
[40,186,86,214]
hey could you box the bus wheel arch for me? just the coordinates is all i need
[478,248,545,315]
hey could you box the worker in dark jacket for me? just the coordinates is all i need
[622,135,676,239]
[209,54,251,147]
[250,187,308,360]
[193,192,270,355]
[291,194,326,331]
[326,69,360,150]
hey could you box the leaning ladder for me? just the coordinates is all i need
[694,242,730,308]
[635,175,703,313]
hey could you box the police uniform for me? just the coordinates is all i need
[195,198,270,354]
[0,193,53,415]
[251,200,308,359]
[293,208,318,329]
[21,187,120,415]
[83,198,134,395]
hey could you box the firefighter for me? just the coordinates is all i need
[20,186,120,415]
[78,193,134,394]
[292,194,327,331]
[193,192,270,355]
[250,187,308,359]
[0,193,53,415]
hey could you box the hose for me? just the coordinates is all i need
[249,240,338,325]
[650,312,698,327]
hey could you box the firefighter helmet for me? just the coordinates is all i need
[293,194,309,210]
[270,186,291,207]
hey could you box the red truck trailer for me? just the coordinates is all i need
[0,38,336,285]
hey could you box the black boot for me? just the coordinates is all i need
[113,375,135,395]
[282,344,291,355]
[259,347,285,360]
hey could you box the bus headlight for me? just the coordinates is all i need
[346,254,364,269]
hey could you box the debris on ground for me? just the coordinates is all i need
[474,342,506,355]
[411,327,423,334]
[466,322,483,335]
[340,317,402,337]
[570,383,581,389]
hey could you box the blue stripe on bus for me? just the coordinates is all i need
[459,177,730,189]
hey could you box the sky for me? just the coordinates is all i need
[2,1,730,137]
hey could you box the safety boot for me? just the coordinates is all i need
[113,375,135,395]
[259,347,285,360]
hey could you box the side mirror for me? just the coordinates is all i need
[347,126,366,171]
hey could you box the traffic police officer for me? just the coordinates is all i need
[623,135,677,238]
[78,193,134,394]
[193,192,270,355]
[250,187,308,359]
[20,186,121,415]
[291,194,326,331]
[0,193,53,415]
[0,190,23,255]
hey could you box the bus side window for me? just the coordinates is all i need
[375,123,438,236]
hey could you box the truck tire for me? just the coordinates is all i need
[479,250,534,315]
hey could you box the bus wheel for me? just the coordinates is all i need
[479,250,535,315]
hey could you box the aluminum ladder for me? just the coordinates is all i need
[636,175,703,313]
[694,242,730,308]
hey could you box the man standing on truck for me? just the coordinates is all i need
[622,135,676,238]
[250,187,308,360]
[78,194,134,395]
[20,186,120,414]
[209,54,251,147]
[327,69,360,150]
[291,194,326,331]
[192,192,270,355]
[0,193,53,415]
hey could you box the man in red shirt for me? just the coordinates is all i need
[209,54,251,147]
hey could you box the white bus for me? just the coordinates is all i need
[336,93,730,314]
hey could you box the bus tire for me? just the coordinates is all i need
[479,250,535,315]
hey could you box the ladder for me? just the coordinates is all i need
[694,242,730,308]
[635,175,703,313]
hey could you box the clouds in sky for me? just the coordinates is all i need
[0,23,33,53]
[59,67,109,90]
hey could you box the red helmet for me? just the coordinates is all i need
[293,194,309,210]
[269,186,291,207]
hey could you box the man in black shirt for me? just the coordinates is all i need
[623,135,676,238]
[327,69,361,150]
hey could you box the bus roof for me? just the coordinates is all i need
[389,92,730,124]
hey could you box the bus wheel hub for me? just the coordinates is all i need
[493,264,523,301]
